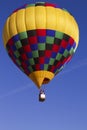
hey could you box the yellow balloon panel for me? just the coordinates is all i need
[9,13,17,37]
[35,6,46,29]
[3,18,10,46]
[56,9,65,32]
[16,9,26,33]
[25,7,36,30]
[46,7,56,30]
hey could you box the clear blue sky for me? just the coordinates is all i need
[0,0,87,130]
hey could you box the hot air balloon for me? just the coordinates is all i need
[3,2,79,102]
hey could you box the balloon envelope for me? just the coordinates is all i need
[3,2,79,88]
